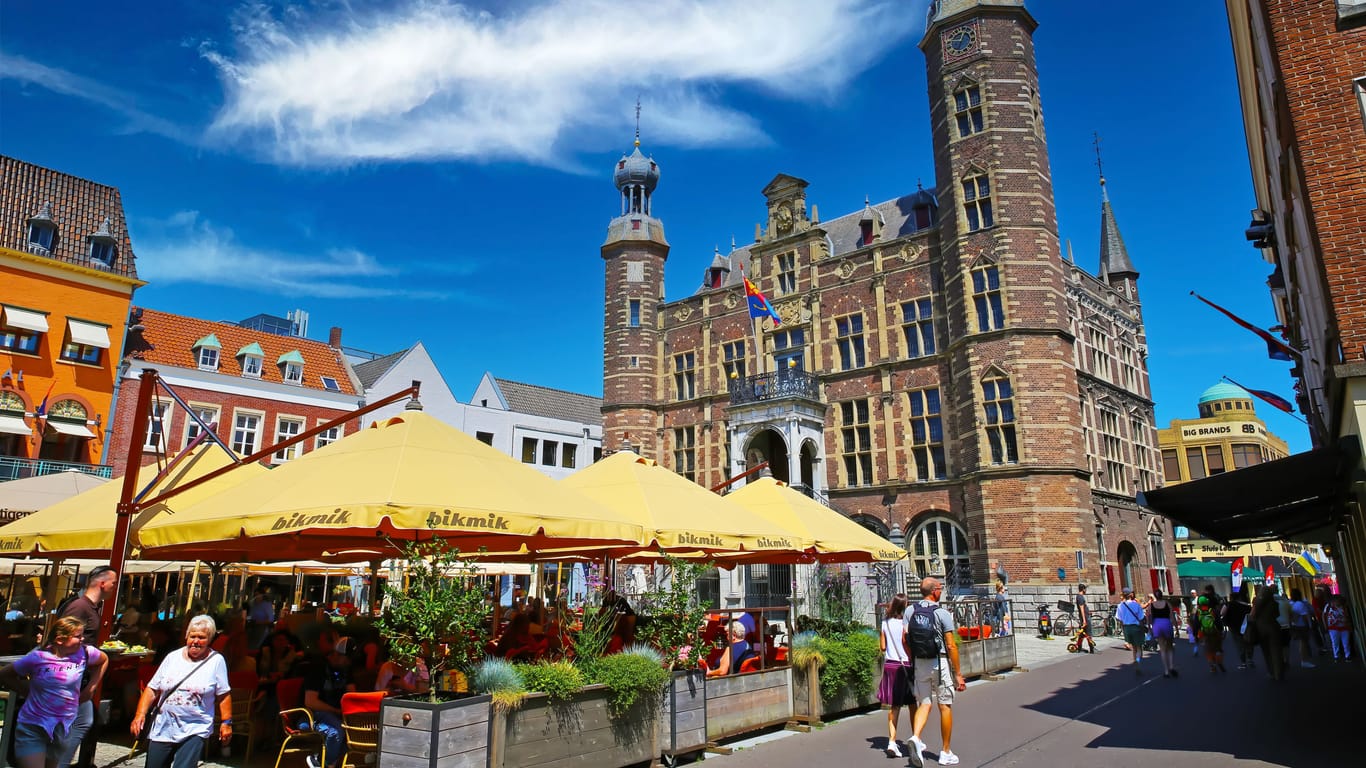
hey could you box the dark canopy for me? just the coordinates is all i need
[1138,437,1361,546]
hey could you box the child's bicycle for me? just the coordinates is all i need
[1065,625,1097,654]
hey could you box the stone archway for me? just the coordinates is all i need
[744,428,790,484]
[799,439,820,491]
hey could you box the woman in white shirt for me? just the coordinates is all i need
[878,594,914,758]
[131,615,232,768]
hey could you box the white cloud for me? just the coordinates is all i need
[135,211,455,299]
[0,53,192,143]
[205,0,923,166]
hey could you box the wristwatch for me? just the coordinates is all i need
[222,719,233,726]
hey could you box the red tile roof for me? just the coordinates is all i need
[0,155,139,278]
[130,308,358,395]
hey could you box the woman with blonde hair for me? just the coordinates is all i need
[132,615,232,768]
[0,616,109,768]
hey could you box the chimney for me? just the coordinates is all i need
[328,327,343,348]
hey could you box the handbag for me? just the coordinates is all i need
[134,652,217,747]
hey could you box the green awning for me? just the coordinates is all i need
[236,342,264,357]
[1177,560,1232,578]
[277,350,305,365]
[193,333,221,349]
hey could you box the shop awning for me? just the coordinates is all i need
[0,414,31,435]
[1177,560,1232,578]
[46,420,96,438]
[66,319,111,349]
[1,305,49,333]
[1138,437,1361,546]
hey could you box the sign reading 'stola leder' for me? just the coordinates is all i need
[1179,422,1267,440]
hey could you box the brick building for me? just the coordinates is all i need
[601,0,1176,605]
[0,156,143,480]
[108,308,362,476]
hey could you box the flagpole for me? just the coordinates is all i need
[740,267,763,375]
[1220,375,1308,424]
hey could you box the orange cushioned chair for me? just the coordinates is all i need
[339,691,386,768]
[273,677,326,768]
[226,670,264,766]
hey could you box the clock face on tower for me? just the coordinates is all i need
[943,24,977,58]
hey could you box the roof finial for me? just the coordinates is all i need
[730,235,737,251]
[634,97,642,148]
[1093,131,1108,201]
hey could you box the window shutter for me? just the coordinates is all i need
[1149,568,1160,591]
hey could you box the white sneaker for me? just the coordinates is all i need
[908,736,926,767]
[305,756,323,768]
[939,750,960,766]
[886,741,902,758]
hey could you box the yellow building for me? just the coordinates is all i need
[1157,382,1316,566]
[0,156,143,480]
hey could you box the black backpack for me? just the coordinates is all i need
[907,601,942,659]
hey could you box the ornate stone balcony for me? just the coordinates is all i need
[728,369,821,405]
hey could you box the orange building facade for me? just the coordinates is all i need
[0,156,142,478]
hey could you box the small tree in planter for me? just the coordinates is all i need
[636,556,714,670]
[376,536,490,701]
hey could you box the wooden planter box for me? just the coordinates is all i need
[658,669,706,763]
[490,685,658,768]
[791,664,879,723]
[703,666,793,741]
[379,693,491,768]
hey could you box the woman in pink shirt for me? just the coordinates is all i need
[0,616,108,768]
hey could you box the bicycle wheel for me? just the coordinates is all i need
[1103,615,1117,637]
[1053,613,1072,636]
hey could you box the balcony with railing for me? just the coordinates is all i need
[728,369,821,405]
[0,456,114,483]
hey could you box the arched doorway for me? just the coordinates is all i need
[1117,541,1138,593]
[799,439,820,491]
[745,428,789,484]
[909,517,971,592]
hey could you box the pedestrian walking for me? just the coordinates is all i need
[1195,596,1226,673]
[1251,585,1285,680]
[877,594,914,758]
[1185,590,1201,656]
[1146,589,1177,678]
[1071,584,1096,653]
[131,615,233,768]
[0,616,109,768]
[1289,589,1316,668]
[1323,594,1352,662]
[905,577,967,767]
[1221,583,1254,670]
[55,565,118,768]
[1116,589,1146,674]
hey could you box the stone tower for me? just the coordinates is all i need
[922,0,1093,586]
[601,133,669,457]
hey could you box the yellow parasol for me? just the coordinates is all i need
[724,477,908,562]
[0,446,268,559]
[557,451,809,556]
[136,411,644,561]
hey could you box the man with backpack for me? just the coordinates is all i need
[904,577,967,767]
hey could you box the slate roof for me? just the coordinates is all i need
[494,378,603,425]
[697,189,937,293]
[352,348,408,390]
[1098,183,1137,277]
[0,155,139,279]
[128,308,358,395]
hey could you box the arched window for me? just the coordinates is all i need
[1117,541,1138,593]
[910,517,971,591]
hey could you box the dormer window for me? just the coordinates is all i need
[26,202,57,253]
[237,342,264,379]
[278,350,305,385]
[87,217,117,267]
[193,334,221,371]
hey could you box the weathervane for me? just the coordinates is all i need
[1093,131,1105,186]
[634,97,642,147]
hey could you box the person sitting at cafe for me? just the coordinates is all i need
[604,613,636,655]
[706,621,755,677]
[374,651,430,696]
[492,613,543,661]
[299,629,355,768]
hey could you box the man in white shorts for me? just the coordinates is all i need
[905,577,967,767]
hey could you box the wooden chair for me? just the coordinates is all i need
[273,677,326,768]
[338,691,386,768]
[225,670,264,766]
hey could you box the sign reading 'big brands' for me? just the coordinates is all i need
[1179,422,1266,440]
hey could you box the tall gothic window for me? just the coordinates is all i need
[954,83,984,138]
[1099,409,1125,493]
[840,399,873,486]
[673,352,695,400]
[901,298,936,358]
[836,314,866,370]
[673,426,696,482]
[982,375,1018,464]
[971,265,1005,331]
[908,388,946,481]
[961,174,994,231]
[777,251,798,295]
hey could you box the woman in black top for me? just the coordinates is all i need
[1222,584,1254,670]
[1146,590,1177,678]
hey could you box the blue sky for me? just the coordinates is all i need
[0,0,1310,453]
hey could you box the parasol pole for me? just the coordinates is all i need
[102,367,157,643]
[184,561,202,615]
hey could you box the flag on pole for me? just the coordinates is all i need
[32,381,55,418]
[1192,292,1300,361]
[1231,557,1244,590]
[1222,376,1295,414]
[1293,550,1321,577]
[743,276,782,326]
[1264,564,1275,587]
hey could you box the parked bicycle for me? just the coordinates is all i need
[1051,600,1075,636]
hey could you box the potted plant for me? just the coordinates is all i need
[790,627,881,723]
[635,557,713,762]
[376,536,493,768]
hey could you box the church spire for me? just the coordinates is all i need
[1095,133,1137,278]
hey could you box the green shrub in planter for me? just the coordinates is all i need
[793,628,881,702]
[514,660,585,703]
[589,645,671,717]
